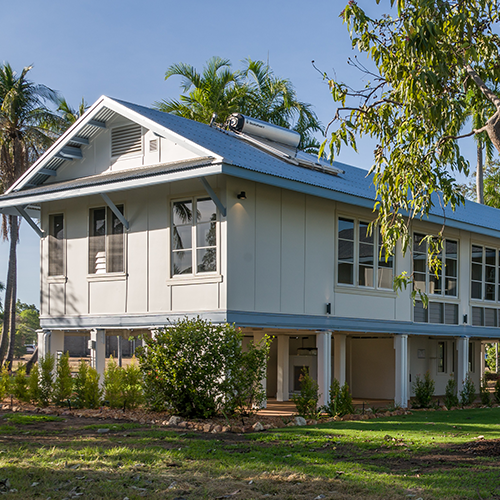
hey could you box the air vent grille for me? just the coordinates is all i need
[111,124,142,157]
[149,138,158,153]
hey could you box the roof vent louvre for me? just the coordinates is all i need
[149,138,158,153]
[111,124,142,157]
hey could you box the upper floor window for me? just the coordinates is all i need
[413,233,458,297]
[171,197,217,276]
[337,217,393,289]
[471,244,498,301]
[48,214,64,276]
[89,206,124,274]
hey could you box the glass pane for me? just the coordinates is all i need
[413,233,426,253]
[445,278,457,296]
[338,240,354,262]
[472,263,482,281]
[89,208,106,274]
[107,208,124,273]
[197,248,217,273]
[486,265,496,283]
[444,304,458,325]
[472,245,483,263]
[486,248,496,266]
[173,225,192,250]
[471,281,482,299]
[437,342,445,371]
[359,221,373,243]
[358,243,374,266]
[197,198,216,223]
[414,301,428,322]
[472,307,484,326]
[446,240,457,257]
[485,308,497,327]
[378,267,393,289]
[414,273,426,292]
[338,218,354,240]
[379,253,393,269]
[429,274,442,294]
[414,255,426,273]
[485,283,495,301]
[359,264,374,287]
[49,214,64,276]
[173,201,193,225]
[429,302,443,323]
[338,262,353,284]
[172,250,192,275]
[445,258,457,278]
[197,221,216,248]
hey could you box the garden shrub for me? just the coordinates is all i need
[412,372,435,408]
[137,317,270,418]
[495,378,500,404]
[122,361,144,410]
[459,374,476,406]
[12,366,29,403]
[28,362,42,404]
[480,376,491,406]
[104,357,123,408]
[325,378,354,417]
[39,354,55,407]
[0,366,9,401]
[74,361,102,409]
[291,367,320,418]
[444,376,458,409]
[53,353,73,405]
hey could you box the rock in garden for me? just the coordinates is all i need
[252,422,264,432]
[167,416,182,427]
[97,428,110,434]
[294,416,307,426]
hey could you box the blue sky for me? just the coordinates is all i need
[0,0,479,306]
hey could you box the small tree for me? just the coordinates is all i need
[39,354,55,407]
[0,366,10,401]
[28,362,41,404]
[122,361,144,410]
[104,357,123,408]
[412,372,435,408]
[12,366,29,403]
[291,367,320,419]
[480,376,491,406]
[460,374,476,407]
[53,353,73,405]
[444,377,459,409]
[137,318,270,418]
[74,361,102,409]
[325,378,354,417]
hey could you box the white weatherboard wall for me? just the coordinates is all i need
[40,177,227,321]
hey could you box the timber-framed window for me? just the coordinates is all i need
[171,197,217,276]
[337,217,394,289]
[88,206,125,274]
[471,244,499,301]
[48,213,65,277]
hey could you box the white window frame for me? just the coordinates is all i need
[170,196,219,278]
[47,212,66,279]
[87,204,126,277]
[413,233,459,298]
[470,243,498,302]
[336,216,394,290]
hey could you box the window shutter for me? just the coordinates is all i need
[111,124,142,157]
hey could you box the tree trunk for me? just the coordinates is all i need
[24,346,38,375]
[3,216,18,370]
[477,142,484,204]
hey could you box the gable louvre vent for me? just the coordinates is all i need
[111,124,142,157]
[149,138,158,153]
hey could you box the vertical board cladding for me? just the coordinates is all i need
[255,184,281,312]
[350,338,395,399]
[280,190,305,314]
[226,178,256,311]
[48,283,65,316]
[304,195,335,315]
[89,281,126,314]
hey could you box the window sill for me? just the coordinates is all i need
[167,274,223,286]
[87,273,128,282]
[47,276,67,284]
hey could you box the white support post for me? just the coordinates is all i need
[333,334,346,386]
[276,335,289,401]
[37,329,50,360]
[480,342,486,380]
[394,334,409,408]
[496,343,499,374]
[117,335,123,368]
[90,329,106,386]
[316,332,332,407]
[253,331,267,408]
[456,336,469,395]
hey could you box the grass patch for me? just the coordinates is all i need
[1,408,500,498]
[4,414,64,425]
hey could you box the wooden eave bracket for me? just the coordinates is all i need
[15,206,44,238]
[199,177,226,217]
[100,193,130,230]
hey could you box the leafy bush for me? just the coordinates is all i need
[104,358,143,409]
[28,363,42,404]
[12,366,29,403]
[494,378,500,404]
[104,357,123,408]
[53,353,73,405]
[0,366,10,401]
[459,374,476,406]
[137,318,270,418]
[324,378,354,417]
[74,361,102,409]
[122,361,144,410]
[291,367,320,418]
[412,372,435,408]
[39,354,55,407]
[444,377,458,409]
[480,376,492,406]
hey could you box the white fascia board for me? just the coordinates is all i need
[8,96,108,194]
[0,164,223,208]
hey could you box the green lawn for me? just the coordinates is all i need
[0,407,500,499]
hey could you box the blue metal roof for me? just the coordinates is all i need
[115,99,500,237]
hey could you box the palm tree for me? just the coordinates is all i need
[154,57,246,124]
[0,63,61,369]
[57,97,88,128]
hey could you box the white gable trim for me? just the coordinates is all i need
[8,96,222,194]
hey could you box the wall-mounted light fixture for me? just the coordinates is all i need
[463,314,468,324]
[326,303,332,315]
[237,191,247,200]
